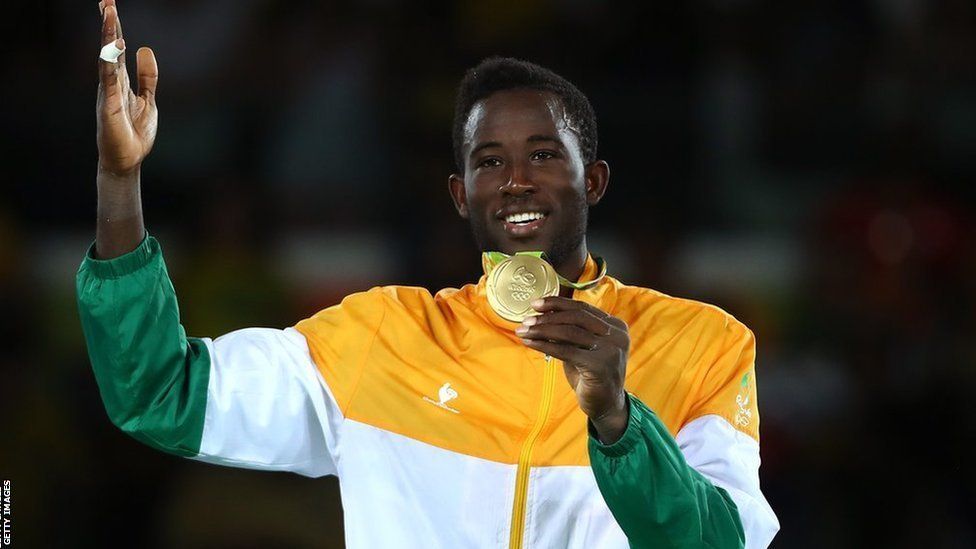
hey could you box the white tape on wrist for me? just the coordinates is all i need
[99,41,125,63]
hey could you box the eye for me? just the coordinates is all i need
[477,157,502,169]
[530,150,557,162]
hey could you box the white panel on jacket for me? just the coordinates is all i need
[337,420,517,548]
[192,327,342,477]
[526,466,630,548]
[676,415,780,549]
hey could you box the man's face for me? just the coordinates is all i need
[448,89,608,269]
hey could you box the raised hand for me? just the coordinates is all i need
[515,297,632,444]
[96,0,158,177]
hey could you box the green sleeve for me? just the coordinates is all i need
[75,234,210,457]
[588,394,745,549]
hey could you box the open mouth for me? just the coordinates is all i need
[500,211,548,236]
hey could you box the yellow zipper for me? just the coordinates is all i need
[508,354,556,549]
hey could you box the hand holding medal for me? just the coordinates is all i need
[483,251,631,444]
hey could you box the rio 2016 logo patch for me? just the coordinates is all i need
[735,373,752,427]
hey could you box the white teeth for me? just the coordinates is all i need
[505,212,545,224]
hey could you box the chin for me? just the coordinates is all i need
[498,236,550,254]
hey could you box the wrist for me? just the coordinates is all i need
[590,393,629,445]
[97,163,141,182]
[95,165,145,260]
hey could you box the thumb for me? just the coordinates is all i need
[136,47,158,100]
[562,362,581,391]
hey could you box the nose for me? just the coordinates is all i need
[499,163,535,196]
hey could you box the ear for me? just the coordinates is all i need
[584,160,610,206]
[448,173,469,219]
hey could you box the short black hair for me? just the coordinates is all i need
[452,57,598,173]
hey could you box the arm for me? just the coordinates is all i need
[94,0,156,259]
[674,415,780,548]
[586,322,778,549]
[520,298,737,546]
[82,1,342,476]
[588,396,745,549]
[519,299,778,548]
[77,235,342,476]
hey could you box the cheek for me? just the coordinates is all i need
[466,172,503,201]
[551,168,588,198]
[463,181,494,216]
[540,159,584,186]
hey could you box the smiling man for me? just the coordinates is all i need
[78,2,779,548]
[449,84,601,285]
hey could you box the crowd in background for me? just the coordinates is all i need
[2,0,975,547]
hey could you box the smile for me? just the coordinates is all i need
[501,211,548,236]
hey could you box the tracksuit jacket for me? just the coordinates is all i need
[76,234,779,548]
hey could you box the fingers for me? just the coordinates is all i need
[519,323,599,350]
[524,309,613,337]
[518,297,630,360]
[531,297,606,316]
[530,297,629,331]
[101,0,123,41]
[136,47,158,100]
[110,4,128,87]
[97,3,121,110]
[100,2,115,45]
[99,38,123,89]
[99,2,129,88]
[521,338,590,364]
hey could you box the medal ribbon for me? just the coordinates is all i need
[481,251,608,291]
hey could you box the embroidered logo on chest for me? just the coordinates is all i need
[422,382,461,414]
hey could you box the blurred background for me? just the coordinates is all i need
[2,0,975,547]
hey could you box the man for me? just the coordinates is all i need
[79,1,779,547]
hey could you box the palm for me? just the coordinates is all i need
[96,0,158,176]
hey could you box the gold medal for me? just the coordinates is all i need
[485,253,560,322]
